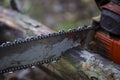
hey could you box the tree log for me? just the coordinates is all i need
[0,6,55,44]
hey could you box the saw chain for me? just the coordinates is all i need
[0,25,93,74]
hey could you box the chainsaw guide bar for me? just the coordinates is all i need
[0,26,92,74]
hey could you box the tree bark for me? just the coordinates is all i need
[0,6,55,44]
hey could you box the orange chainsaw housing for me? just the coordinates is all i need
[94,32,120,64]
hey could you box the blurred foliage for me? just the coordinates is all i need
[27,0,100,31]
[0,0,100,31]
[0,0,31,13]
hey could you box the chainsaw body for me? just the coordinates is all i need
[93,1,120,64]
[94,32,120,64]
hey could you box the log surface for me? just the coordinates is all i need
[64,47,120,80]
[0,6,54,44]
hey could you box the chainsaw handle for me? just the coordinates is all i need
[95,0,111,10]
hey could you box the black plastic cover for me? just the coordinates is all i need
[100,9,120,36]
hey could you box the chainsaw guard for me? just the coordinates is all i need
[100,2,120,36]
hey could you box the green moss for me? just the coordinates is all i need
[26,29,35,36]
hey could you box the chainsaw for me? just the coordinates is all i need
[0,0,120,75]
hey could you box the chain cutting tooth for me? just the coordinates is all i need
[1,43,6,47]
[42,35,46,38]
[59,30,65,35]
[23,65,26,68]
[33,36,37,40]
[70,29,75,33]
[12,68,15,71]
[56,57,59,61]
[51,33,56,36]
[58,30,61,33]
[6,41,11,46]
[14,40,19,44]
[29,36,35,41]
[2,43,7,47]
[55,33,60,36]
[14,67,17,70]
[44,60,49,63]
[40,34,44,36]
[77,26,82,30]
[3,70,6,73]
[7,69,9,72]
[59,30,63,33]
[48,33,52,37]
[31,64,34,67]
[72,28,77,32]
[82,25,88,30]
[25,37,30,42]
[1,70,3,74]
[54,33,59,36]
[40,34,45,39]
[3,70,7,73]
[0,71,2,74]
[37,62,41,65]
[50,58,53,61]
[68,28,72,32]
[41,61,44,64]
[18,38,24,43]
[25,65,29,68]
[47,59,50,62]
[33,63,36,66]
[52,60,57,63]
[31,66,36,69]
[19,66,23,69]
[36,35,40,39]
[45,35,50,38]
[17,67,20,70]
[9,71,13,74]
[5,70,8,73]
